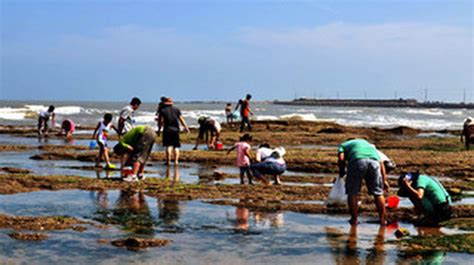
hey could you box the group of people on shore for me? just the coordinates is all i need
[35,97,471,227]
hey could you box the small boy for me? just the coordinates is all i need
[118,97,141,135]
[227,134,253,184]
[92,113,119,169]
[38,105,55,136]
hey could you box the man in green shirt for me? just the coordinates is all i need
[398,172,452,226]
[338,139,389,225]
[114,125,156,182]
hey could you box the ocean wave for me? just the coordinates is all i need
[334,115,460,130]
[0,105,88,121]
[280,113,318,121]
[255,115,279,121]
[404,109,444,116]
[334,109,364,114]
[54,106,83,115]
[0,107,28,120]
[181,110,225,123]
[134,112,157,123]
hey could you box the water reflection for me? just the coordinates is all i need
[94,189,154,235]
[226,203,285,232]
[158,199,182,226]
[396,250,446,265]
[165,165,180,184]
[325,225,386,265]
[37,136,49,144]
[393,226,447,264]
[94,168,114,179]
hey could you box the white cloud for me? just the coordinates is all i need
[235,23,472,57]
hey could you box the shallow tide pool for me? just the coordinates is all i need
[0,190,470,264]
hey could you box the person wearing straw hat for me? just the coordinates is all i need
[158,97,190,165]
[461,117,474,150]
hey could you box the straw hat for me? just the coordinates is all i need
[163,97,173,105]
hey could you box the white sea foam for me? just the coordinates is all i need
[280,113,318,121]
[54,106,83,115]
[0,107,27,120]
[334,109,364,114]
[417,132,456,138]
[134,112,157,123]
[255,115,279,121]
[24,105,47,112]
[404,109,444,116]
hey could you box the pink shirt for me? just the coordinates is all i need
[235,142,251,167]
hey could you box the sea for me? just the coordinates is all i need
[0,100,472,130]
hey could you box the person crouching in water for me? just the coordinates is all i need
[193,116,221,150]
[113,125,156,182]
[397,172,452,227]
[60,119,75,139]
[227,134,253,184]
[37,105,55,136]
[250,146,286,185]
[92,113,119,169]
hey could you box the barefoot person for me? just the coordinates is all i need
[227,134,253,185]
[92,113,119,169]
[193,116,221,150]
[250,147,286,185]
[158,97,190,165]
[225,103,233,124]
[113,125,156,182]
[60,119,75,139]
[235,94,254,132]
[398,172,452,227]
[37,105,55,136]
[338,139,389,225]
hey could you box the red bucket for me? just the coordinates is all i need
[387,195,400,209]
[215,142,223,150]
[122,167,133,177]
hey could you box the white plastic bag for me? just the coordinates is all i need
[326,177,347,206]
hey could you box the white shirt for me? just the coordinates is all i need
[119,105,135,134]
[256,147,273,162]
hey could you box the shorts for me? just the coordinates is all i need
[97,140,108,148]
[239,166,250,175]
[250,161,286,179]
[163,127,181,147]
[113,127,156,164]
[132,127,156,164]
[346,158,383,196]
[38,116,49,131]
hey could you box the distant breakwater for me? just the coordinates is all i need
[274,99,474,109]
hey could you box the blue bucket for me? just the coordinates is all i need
[89,140,97,150]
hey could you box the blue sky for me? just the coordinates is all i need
[1,0,472,102]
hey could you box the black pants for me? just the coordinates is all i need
[240,116,252,132]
